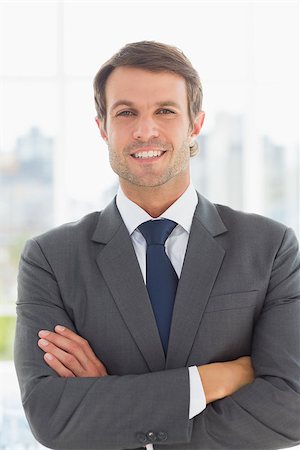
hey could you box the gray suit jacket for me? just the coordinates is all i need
[14,192,300,450]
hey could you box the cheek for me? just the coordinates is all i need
[165,118,190,139]
[173,131,190,149]
[108,125,130,146]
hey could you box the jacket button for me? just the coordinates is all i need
[158,431,168,441]
[136,432,147,444]
[146,431,157,442]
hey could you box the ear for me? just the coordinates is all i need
[95,117,108,143]
[190,111,205,140]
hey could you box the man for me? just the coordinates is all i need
[14,41,300,450]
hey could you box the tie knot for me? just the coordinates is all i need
[138,219,177,246]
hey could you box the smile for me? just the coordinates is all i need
[131,150,165,159]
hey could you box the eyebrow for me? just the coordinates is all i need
[110,100,182,112]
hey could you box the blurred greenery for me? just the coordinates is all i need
[0,316,16,360]
[9,234,29,266]
[0,234,30,361]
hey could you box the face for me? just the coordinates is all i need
[96,66,204,191]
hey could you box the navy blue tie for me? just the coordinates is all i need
[138,219,178,354]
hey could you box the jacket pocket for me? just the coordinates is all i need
[205,290,259,313]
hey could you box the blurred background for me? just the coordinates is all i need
[0,0,299,448]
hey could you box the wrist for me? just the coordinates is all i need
[197,356,254,405]
[197,363,226,404]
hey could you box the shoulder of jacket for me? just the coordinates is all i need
[214,203,288,237]
[31,211,101,247]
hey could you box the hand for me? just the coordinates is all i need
[38,325,108,378]
[198,356,255,404]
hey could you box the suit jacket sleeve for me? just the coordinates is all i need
[14,225,300,450]
[14,237,193,450]
[183,226,300,450]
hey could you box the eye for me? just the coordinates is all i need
[157,108,175,115]
[116,110,134,117]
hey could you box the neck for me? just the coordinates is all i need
[119,176,190,218]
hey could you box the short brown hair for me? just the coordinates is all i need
[93,41,203,156]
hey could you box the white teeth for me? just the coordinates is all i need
[132,150,164,159]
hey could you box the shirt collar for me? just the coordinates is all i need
[116,183,198,236]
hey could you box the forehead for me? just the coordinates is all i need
[105,66,188,109]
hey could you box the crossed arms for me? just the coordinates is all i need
[37,325,254,406]
[14,225,300,449]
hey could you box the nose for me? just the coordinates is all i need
[132,115,159,140]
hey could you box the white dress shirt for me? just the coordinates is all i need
[116,183,206,449]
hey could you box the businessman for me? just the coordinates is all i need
[14,41,300,450]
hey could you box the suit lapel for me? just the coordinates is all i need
[92,192,227,372]
[92,198,166,372]
[166,193,227,369]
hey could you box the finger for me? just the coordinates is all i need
[38,330,90,370]
[43,352,76,378]
[38,338,85,376]
[53,326,107,373]
[38,329,107,377]
[54,326,102,364]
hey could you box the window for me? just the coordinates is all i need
[0,2,299,448]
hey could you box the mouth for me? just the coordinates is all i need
[130,149,166,162]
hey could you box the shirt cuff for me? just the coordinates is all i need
[188,365,206,419]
